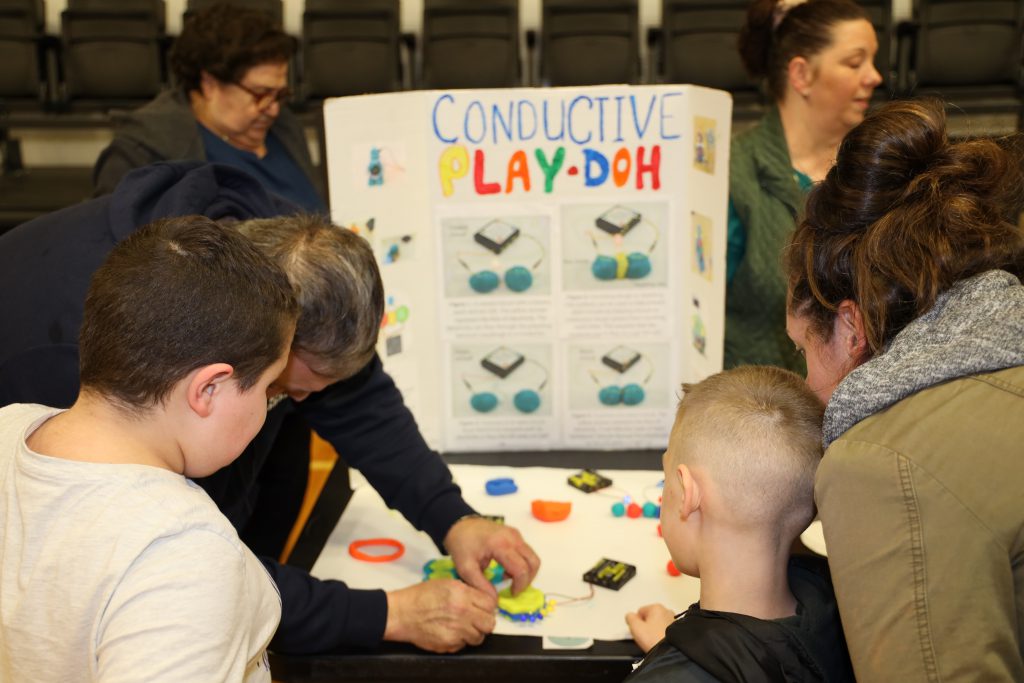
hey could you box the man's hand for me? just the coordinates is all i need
[625,603,676,652]
[444,516,541,597]
[384,579,497,653]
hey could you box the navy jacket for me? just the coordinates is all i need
[0,161,474,653]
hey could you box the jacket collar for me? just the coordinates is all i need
[824,270,1024,446]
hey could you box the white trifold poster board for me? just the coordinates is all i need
[325,86,731,453]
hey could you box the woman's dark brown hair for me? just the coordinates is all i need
[786,97,1024,355]
[739,0,869,103]
[170,3,296,93]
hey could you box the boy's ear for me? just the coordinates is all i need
[677,463,702,520]
[186,363,235,418]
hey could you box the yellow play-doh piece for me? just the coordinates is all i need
[497,586,545,615]
[615,252,630,279]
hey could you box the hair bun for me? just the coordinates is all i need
[808,98,951,230]
[838,98,946,186]
[830,98,1023,231]
[794,96,1024,354]
[738,0,781,80]
[773,0,810,29]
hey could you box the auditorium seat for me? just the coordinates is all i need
[0,0,49,110]
[58,0,166,111]
[421,0,520,89]
[657,0,761,118]
[301,0,402,100]
[901,0,1024,124]
[541,0,640,86]
[184,0,282,24]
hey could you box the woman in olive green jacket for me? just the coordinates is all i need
[726,0,881,371]
[786,98,1024,681]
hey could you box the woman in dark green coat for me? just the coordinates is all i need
[725,0,881,371]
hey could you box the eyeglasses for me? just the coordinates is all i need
[233,81,292,110]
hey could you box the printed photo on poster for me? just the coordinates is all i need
[693,116,717,174]
[351,143,407,189]
[691,211,713,282]
[452,343,553,418]
[379,234,415,265]
[691,297,707,357]
[441,215,552,297]
[380,293,411,357]
[339,216,418,267]
[566,342,671,411]
[561,202,669,291]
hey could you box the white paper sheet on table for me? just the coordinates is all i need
[310,464,702,642]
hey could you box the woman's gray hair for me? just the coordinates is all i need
[234,214,384,379]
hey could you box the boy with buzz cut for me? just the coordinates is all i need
[626,365,854,682]
[0,216,298,682]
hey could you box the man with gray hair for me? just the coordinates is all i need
[0,161,540,654]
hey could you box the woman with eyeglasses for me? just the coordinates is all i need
[93,3,325,213]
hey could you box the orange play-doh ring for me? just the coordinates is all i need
[531,499,571,522]
[349,538,405,563]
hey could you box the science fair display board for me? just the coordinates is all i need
[324,86,731,453]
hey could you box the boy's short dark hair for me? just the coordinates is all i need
[234,214,384,380]
[79,216,298,409]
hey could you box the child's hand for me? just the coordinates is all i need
[625,603,676,652]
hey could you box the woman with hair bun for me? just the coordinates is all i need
[785,98,1024,680]
[727,0,881,371]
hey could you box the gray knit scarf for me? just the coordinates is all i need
[823,270,1024,447]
